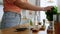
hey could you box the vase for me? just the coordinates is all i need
[47,21,54,34]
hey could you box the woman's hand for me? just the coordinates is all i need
[44,6,53,11]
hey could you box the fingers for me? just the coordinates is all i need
[45,6,53,11]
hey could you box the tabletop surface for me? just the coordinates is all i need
[0,23,49,34]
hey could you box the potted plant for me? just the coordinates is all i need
[45,6,58,31]
[46,6,58,21]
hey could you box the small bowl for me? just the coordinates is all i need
[16,28,27,31]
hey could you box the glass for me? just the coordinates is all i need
[47,21,54,34]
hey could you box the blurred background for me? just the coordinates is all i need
[0,0,60,27]
[0,0,60,34]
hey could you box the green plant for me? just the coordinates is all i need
[45,6,58,21]
[30,20,33,26]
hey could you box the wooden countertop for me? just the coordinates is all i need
[0,24,38,34]
[0,23,53,34]
[1,28,29,34]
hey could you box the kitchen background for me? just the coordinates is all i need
[0,0,60,27]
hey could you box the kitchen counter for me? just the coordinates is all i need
[0,23,52,34]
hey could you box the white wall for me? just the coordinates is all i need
[0,0,3,5]
[0,5,3,22]
[57,0,60,13]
